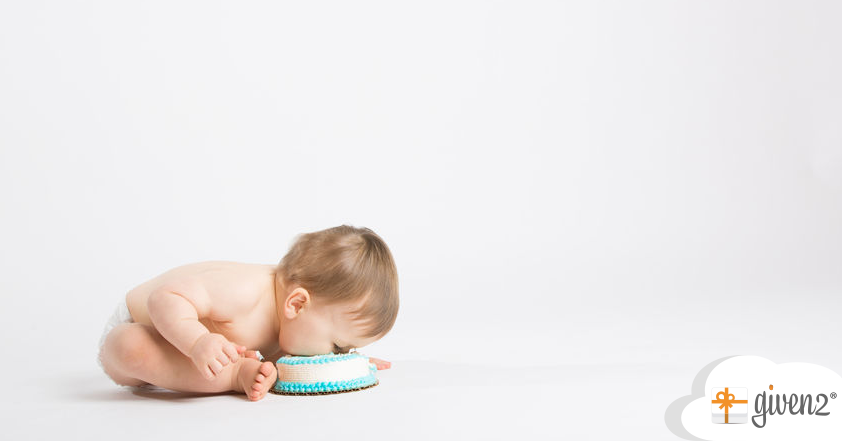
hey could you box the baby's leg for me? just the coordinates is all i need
[100,323,276,399]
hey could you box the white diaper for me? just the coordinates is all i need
[97,298,163,390]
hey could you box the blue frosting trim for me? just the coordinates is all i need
[274,352,368,365]
[271,371,377,394]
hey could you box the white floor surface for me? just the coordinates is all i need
[6,359,697,440]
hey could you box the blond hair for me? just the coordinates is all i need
[273,225,399,340]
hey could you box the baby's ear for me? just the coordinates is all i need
[284,288,310,318]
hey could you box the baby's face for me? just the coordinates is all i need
[278,294,379,357]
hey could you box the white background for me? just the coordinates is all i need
[1,1,840,439]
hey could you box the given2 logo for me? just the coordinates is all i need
[712,384,834,428]
[668,356,842,440]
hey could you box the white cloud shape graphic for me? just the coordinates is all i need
[666,355,842,440]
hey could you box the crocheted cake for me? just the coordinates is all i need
[268,352,379,395]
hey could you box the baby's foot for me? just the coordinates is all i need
[236,358,278,401]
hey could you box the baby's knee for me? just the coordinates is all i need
[101,323,156,371]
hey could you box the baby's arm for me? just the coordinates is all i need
[147,276,255,377]
[147,277,216,356]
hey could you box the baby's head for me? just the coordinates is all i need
[272,224,399,356]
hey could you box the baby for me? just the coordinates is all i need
[97,225,398,401]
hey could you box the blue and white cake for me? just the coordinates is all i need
[269,352,379,395]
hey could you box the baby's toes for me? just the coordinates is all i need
[258,361,277,379]
[249,362,277,400]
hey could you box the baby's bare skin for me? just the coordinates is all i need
[125,260,285,362]
[102,260,390,400]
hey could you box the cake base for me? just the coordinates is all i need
[268,380,379,396]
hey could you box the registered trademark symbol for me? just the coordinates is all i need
[831,392,837,399]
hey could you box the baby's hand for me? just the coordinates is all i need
[188,333,246,380]
[369,356,391,370]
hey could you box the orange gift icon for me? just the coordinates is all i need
[711,387,748,424]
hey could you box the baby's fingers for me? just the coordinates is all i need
[222,343,240,363]
[369,357,391,370]
[207,358,223,378]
